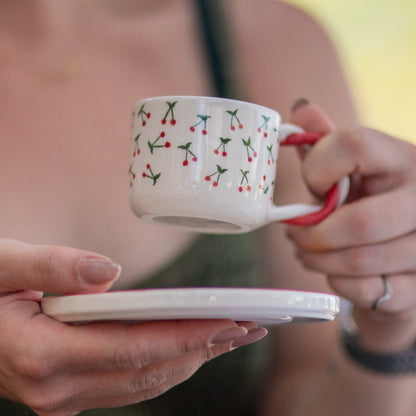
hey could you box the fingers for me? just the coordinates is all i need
[19,344,233,416]
[0,239,121,294]
[300,127,416,198]
[328,274,416,313]
[292,231,416,277]
[290,100,416,198]
[30,318,254,373]
[287,182,416,251]
[290,98,334,134]
[12,318,266,415]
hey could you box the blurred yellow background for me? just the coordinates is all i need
[286,0,416,143]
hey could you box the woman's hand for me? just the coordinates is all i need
[286,100,416,352]
[0,239,264,416]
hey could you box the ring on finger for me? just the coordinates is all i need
[372,274,393,310]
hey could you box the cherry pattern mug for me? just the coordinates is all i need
[129,96,349,233]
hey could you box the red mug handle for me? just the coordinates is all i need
[279,123,349,226]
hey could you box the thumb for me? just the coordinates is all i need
[0,239,121,295]
[289,98,335,134]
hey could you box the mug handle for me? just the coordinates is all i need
[270,123,350,226]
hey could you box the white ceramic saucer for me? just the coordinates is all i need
[41,288,340,325]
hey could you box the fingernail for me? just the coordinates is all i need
[209,326,248,346]
[78,257,122,285]
[231,327,268,348]
[291,97,309,113]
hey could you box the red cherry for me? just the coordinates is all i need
[213,181,218,187]
[183,160,188,166]
[192,156,198,162]
[268,160,271,165]
[147,112,151,118]
[246,185,251,191]
[165,141,171,148]
[161,132,166,137]
[239,124,243,129]
[133,173,136,179]
[231,126,236,131]
[142,172,146,178]
[257,128,261,133]
[137,149,141,155]
[253,152,258,158]
[133,151,136,157]
[202,130,207,135]
[190,126,195,132]
[162,119,167,125]
[222,151,227,157]
[142,121,146,126]
[259,184,263,189]
[146,164,150,169]
[205,176,211,181]
[214,149,219,155]
[263,175,266,180]
[264,133,268,138]
[238,186,243,192]
[248,157,252,162]
[170,119,176,126]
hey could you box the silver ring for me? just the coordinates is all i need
[372,275,393,310]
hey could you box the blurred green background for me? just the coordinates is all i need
[286,0,416,143]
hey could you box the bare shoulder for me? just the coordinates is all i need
[228,0,357,125]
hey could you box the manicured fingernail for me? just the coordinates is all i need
[291,97,309,113]
[209,326,248,346]
[231,327,268,348]
[78,257,121,285]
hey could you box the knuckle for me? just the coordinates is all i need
[14,353,56,382]
[129,365,169,393]
[345,209,376,244]
[344,246,378,275]
[113,343,148,370]
[35,246,62,284]
[20,388,66,416]
[337,126,365,157]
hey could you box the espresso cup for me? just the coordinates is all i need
[129,96,348,233]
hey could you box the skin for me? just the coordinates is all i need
[0,0,415,415]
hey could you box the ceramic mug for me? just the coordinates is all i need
[129,96,349,233]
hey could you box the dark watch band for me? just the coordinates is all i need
[342,330,416,375]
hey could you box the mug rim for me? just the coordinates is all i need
[133,95,281,117]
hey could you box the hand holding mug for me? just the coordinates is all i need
[287,101,416,352]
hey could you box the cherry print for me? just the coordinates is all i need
[257,115,271,137]
[137,104,151,127]
[142,164,161,186]
[178,142,198,166]
[205,165,228,187]
[128,164,136,187]
[242,137,257,162]
[239,170,250,192]
[148,133,171,154]
[266,145,275,164]
[226,109,243,131]
[189,114,211,134]
[132,133,141,157]
[161,101,178,125]
[214,137,232,157]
